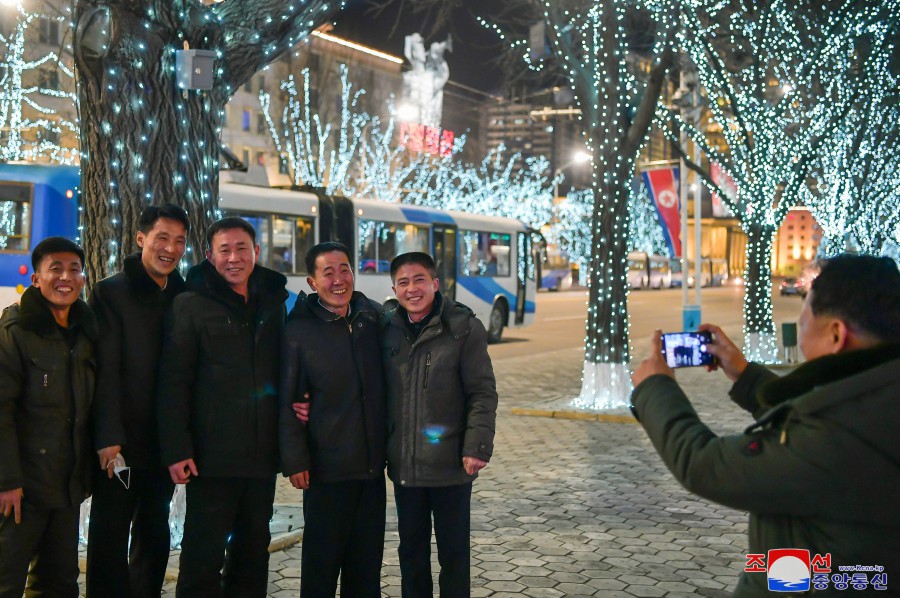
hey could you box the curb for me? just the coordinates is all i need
[78,530,304,583]
[511,406,637,424]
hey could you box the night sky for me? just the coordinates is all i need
[330,0,509,94]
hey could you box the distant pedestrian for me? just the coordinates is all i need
[0,238,96,596]
[631,254,900,596]
[280,242,386,597]
[382,252,498,598]
[157,217,287,597]
[86,205,190,597]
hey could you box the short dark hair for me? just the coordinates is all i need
[32,237,85,271]
[390,252,437,281]
[810,253,900,343]
[139,204,191,234]
[305,242,352,275]
[206,217,256,249]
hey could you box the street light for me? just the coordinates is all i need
[554,150,590,198]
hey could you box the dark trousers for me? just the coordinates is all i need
[0,502,80,598]
[394,482,472,598]
[175,476,276,598]
[85,467,175,598]
[301,475,386,598]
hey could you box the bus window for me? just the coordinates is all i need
[272,215,315,274]
[0,182,31,252]
[358,220,429,274]
[460,231,512,277]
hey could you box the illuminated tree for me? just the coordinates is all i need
[73,0,340,283]
[804,87,900,257]
[261,64,367,196]
[659,0,895,362]
[481,0,680,408]
[262,64,556,227]
[0,3,77,163]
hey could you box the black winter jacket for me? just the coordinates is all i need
[0,286,98,508]
[381,293,497,487]
[157,261,287,478]
[89,253,186,468]
[279,292,386,485]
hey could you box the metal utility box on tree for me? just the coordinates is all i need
[176,49,217,90]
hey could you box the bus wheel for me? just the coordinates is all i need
[487,304,505,343]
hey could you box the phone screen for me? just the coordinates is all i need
[661,331,715,368]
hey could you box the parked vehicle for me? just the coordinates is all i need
[780,277,808,297]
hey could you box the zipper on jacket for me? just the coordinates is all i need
[424,352,431,389]
[43,373,48,387]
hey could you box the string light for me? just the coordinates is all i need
[0,4,78,164]
[659,0,897,363]
[484,0,680,408]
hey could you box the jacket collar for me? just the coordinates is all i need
[291,290,377,323]
[123,253,186,298]
[186,260,287,310]
[758,343,900,408]
[8,285,98,342]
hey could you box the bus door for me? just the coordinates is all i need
[431,224,457,300]
[514,232,531,324]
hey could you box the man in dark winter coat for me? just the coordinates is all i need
[157,217,287,597]
[0,237,97,596]
[381,252,498,598]
[631,254,900,597]
[280,242,386,597]
[86,204,189,597]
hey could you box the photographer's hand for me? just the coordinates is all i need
[698,324,748,382]
[631,330,675,388]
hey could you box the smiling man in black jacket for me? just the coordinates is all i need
[157,217,287,597]
[381,252,498,598]
[86,204,189,598]
[0,237,96,596]
[279,242,386,597]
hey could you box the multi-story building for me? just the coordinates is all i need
[773,206,822,276]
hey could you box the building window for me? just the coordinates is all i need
[242,110,251,131]
[242,148,250,166]
[38,18,60,45]
[257,75,266,93]
[257,113,266,134]
[243,79,252,93]
[279,155,290,175]
[256,151,266,166]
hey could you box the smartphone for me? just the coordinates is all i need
[661,331,716,368]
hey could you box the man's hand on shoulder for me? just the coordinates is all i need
[462,456,488,476]
[0,487,23,524]
[631,330,675,388]
[698,324,749,382]
[293,393,311,424]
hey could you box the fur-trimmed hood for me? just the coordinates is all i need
[1,284,98,342]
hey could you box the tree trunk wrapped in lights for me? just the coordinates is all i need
[529,1,678,408]
[73,0,339,283]
[660,0,894,362]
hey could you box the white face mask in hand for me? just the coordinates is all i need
[113,454,130,490]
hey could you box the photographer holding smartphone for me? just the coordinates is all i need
[630,254,900,597]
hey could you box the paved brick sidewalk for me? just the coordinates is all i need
[80,344,756,596]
